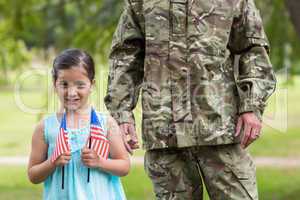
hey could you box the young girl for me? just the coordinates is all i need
[27,49,129,200]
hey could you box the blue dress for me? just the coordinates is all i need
[43,112,127,200]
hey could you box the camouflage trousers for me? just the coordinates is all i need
[144,144,258,200]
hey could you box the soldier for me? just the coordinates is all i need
[105,0,276,199]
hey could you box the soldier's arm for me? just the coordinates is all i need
[229,0,276,148]
[104,0,144,125]
[229,0,276,119]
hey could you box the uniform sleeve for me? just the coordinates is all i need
[104,0,144,125]
[228,0,276,118]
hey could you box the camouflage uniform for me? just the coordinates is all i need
[144,144,258,199]
[105,0,276,199]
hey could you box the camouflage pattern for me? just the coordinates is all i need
[104,0,276,150]
[144,144,258,200]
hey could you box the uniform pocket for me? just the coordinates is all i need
[226,145,258,200]
[144,149,187,194]
[230,167,258,200]
[189,0,233,56]
[170,0,187,35]
[144,0,170,42]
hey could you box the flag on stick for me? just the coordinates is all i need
[51,113,70,189]
[87,109,110,182]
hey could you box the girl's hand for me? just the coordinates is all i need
[54,151,71,167]
[81,147,104,168]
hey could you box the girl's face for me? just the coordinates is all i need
[54,66,94,112]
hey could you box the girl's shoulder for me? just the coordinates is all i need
[43,113,59,125]
[94,111,117,132]
[42,113,60,144]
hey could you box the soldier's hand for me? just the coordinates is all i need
[119,123,139,155]
[235,112,262,149]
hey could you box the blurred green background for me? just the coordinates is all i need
[1,0,300,199]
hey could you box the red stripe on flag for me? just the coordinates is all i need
[90,134,107,141]
[90,125,104,132]
[51,128,69,163]
[101,141,109,159]
[88,137,110,159]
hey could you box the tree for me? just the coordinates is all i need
[255,0,300,74]
[1,0,300,87]
[285,0,300,39]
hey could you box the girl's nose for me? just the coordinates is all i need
[67,86,77,96]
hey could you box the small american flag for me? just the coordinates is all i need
[88,109,110,159]
[51,108,109,163]
[51,113,70,163]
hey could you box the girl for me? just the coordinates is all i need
[27,49,129,200]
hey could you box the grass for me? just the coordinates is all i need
[249,127,300,157]
[0,166,42,200]
[257,168,300,200]
[0,90,44,155]
[0,166,299,200]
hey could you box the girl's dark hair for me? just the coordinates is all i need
[52,48,95,82]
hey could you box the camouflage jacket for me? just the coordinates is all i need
[105,0,276,150]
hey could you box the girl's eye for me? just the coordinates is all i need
[76,82,87,89]
[78,85,86,89]
[60,82,68,88]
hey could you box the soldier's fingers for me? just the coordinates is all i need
[241,124,251,148]
[122,133,133,155]
[129,141,139,149]
[120,124,130,136]
[256,125,262,135]
[235,117,243,137]
[246,128,260,148]
[128,125,139,149]
[128,124,137,140]
[251,127,260,139]
[120,124,134,154]
[122,125,133,144]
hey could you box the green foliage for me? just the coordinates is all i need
[0,166,300,199]
[0,0,124,85]
[0,1,32,84]
[10,0,123,59]
[0,0,300,86]
[256,0,300,72]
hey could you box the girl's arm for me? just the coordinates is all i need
[81,116,130,176]
[27,120,71,184]
[27,120,55,184]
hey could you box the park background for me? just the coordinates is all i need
[1,0,300,199]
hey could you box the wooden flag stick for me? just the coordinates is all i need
[62,166,65,189]
[87,136,92,183]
